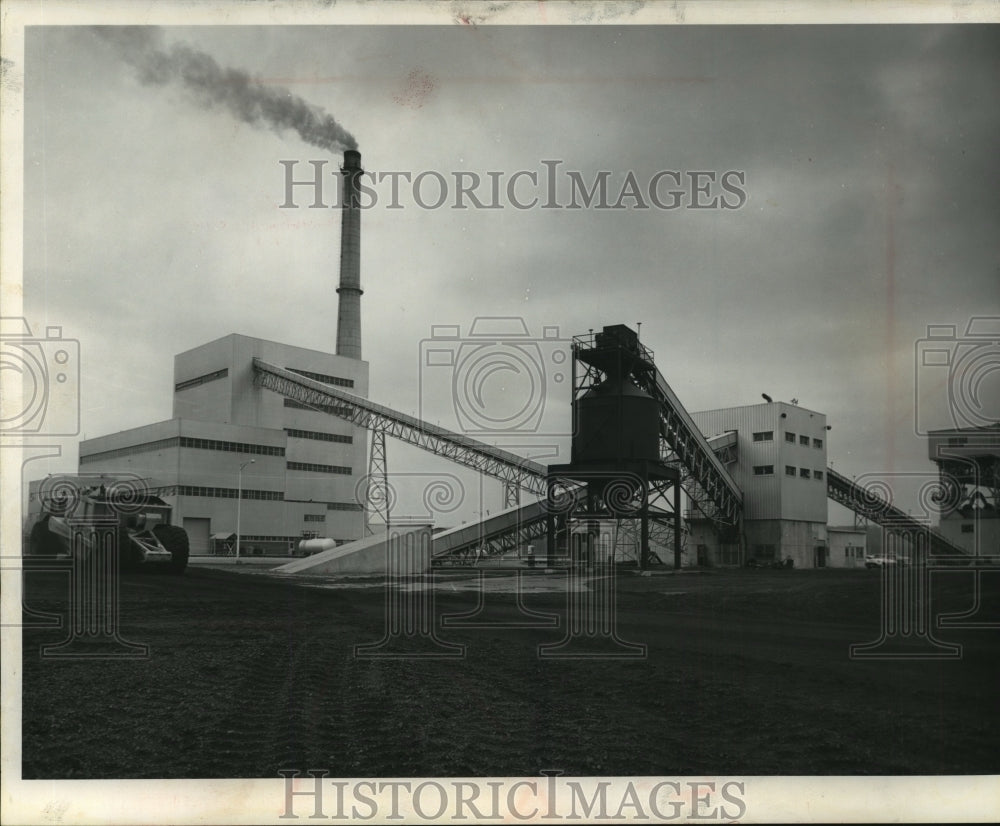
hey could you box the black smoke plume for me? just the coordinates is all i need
[95,27,357,153]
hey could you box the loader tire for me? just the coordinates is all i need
[28,516,62,557]
[153,524,190,574]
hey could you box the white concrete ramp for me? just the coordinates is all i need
[272,524,432,576]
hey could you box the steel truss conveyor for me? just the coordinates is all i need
[252,359,549,497]
[825,467,968,558]
[254,349,743,560]
[643,366,743,531]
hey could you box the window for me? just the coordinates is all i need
[285,428,352,444]
[752,431,773,442]
[174,485,283,501]
[286,367,355,388]
[785,432,796,443]
[178,436,284,456]
[285,499,363,511]
[800,468,811,478]
[287,461,352,475]
[304,514,326,523]
[961,524,974,534]
[785,465,796,476]
[81,437,179,464]
[751,544,776,560]
[175,368,229,392]
[814,470,824,481]
[799,434,810,446]
[753,465,774,476]
[813,438,823,449]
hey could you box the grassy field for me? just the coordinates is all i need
[19,564,1000,778]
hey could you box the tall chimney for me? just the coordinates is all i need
[336,149,363,359]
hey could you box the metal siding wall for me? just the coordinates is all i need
[171,335,371,543]
[691,404,782,520]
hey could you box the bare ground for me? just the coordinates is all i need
[19,564,1000,778]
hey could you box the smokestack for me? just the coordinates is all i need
[336,149,363,360]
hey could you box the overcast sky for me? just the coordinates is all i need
[20,22,1000,523]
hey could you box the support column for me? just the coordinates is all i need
[503,481,520,509]
[674,480,682,570]
[366,427,389,535]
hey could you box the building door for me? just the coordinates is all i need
[183,517,211,556]
[814,545,827,568]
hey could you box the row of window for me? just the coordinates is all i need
[154,486,362,510]
[81,436,285,464]
[287,460,353,475]
[787,432,823,448]
[159,485,284,500]
[174,368,229,393]
[752,430,824,449]
[80,433,362,465]
[179,437,284,456]
[287,367,355,388]
[81,437,179,464]
[284,427,353,444]
[303,514,326,522]
[284,398,353,417]
[752,465,825,480]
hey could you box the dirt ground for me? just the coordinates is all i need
[18,563,1000,778]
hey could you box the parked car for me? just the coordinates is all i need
[865,555,909,569]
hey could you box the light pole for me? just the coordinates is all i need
[236,458,255,562]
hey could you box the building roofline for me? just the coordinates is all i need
[175,332,369,365]
[691,400,827,418]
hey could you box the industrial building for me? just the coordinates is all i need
[688,402,831,568]
[31,150,371,556]
[927,424,1000,557]
[72,335,369,554]
[26,145,978,572]
[826,526,868,568]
